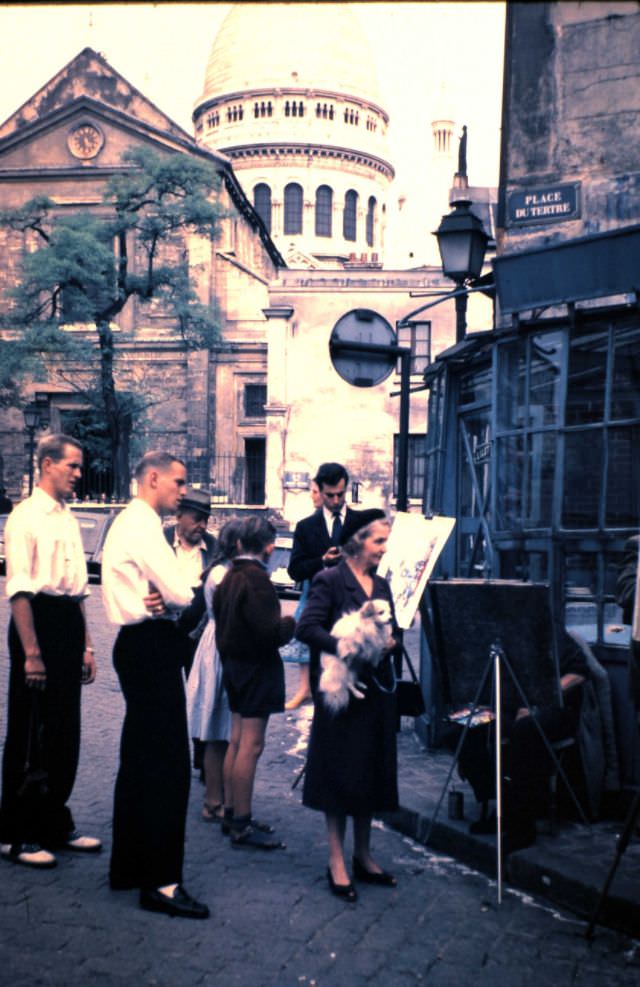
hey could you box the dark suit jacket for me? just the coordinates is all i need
[288,507,358,583]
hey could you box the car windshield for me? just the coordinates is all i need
[268,544,291,574]
[75,516,102,553]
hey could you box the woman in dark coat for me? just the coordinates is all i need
[296,510,399,902]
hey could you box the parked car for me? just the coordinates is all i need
[71,507,122,583]
[0,506,121,583]
[268,531,301,599]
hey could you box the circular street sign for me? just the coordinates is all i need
[329,309,396,387]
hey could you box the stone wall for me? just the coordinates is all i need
[498,1,640,254]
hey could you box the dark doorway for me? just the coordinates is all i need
[244,438,266,504]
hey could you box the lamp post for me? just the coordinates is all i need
[434,196,489,343]
[23,402,41,495]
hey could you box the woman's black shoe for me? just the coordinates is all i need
[352,857,397,887]
[327,867,357,902]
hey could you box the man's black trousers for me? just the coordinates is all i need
[0,594,83,846]
[110,618,190,891]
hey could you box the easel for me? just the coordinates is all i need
[425,590,590,904]
[586,785,640,938]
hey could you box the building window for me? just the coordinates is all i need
[315,185,333,237]
[253,184,272,234]
[207,111,220,128]
[61,226,116,322]
[244,383,267,417]
[284,182,303,235]
[366,196,376,247]
[393,435,426,500]
[343,189,358,241]
[397,321,431,375]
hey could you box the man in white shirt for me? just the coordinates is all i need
[102,450,209,919]
[0,434,101,869]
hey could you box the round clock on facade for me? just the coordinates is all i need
[67,123,104,160]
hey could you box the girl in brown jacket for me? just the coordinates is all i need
[213,516,295,848]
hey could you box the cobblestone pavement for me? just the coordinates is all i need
[0,584,639,986]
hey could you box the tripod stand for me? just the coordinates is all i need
[585,785,640,939]
[427,639,589,904]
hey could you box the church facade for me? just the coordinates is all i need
[0,4,464,520]
[0,47,281,501]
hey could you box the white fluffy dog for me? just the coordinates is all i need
[319,599,394,713]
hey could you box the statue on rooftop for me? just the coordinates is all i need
[457,125,468,178]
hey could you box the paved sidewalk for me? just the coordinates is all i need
[388,728,640,938]
[0,585,639,985]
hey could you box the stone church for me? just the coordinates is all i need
[0,3,475,521]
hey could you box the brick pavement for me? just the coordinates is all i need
[0,584,638,986]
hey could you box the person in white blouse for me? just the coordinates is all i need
[0,434,101,870]
[102,450,209,920]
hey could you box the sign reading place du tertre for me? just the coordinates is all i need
[508,182,581,225]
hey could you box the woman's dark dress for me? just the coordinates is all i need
[296,561,399,816]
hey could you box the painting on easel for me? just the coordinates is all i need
[378,513,455,630]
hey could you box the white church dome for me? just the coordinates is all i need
[193,2,394,266]
[197,3,382,110]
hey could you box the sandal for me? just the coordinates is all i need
[221,815,275,835]
[202,802,224,824]
[230,823,285,850]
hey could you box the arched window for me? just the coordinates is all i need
[284,183,303,234]
[343,189,358,242]
[366,196,377,247]
[315,185,333,237]
[285,101,291,117]
[253,183,272,235]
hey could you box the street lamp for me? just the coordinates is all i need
[23,402,41,495]
[434,196,489,343]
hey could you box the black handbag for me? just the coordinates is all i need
[396,646,426,718]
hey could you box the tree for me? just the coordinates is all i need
[0,147,224,498]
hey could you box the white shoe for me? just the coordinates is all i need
[1,842,57,868]
[64,831,102,853]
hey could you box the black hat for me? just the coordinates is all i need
[178,487,211,517]
[339,508,386,546]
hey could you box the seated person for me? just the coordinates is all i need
[615,534,640,713]
[454,629,588,852]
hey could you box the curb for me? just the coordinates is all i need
[382,804,640,939]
